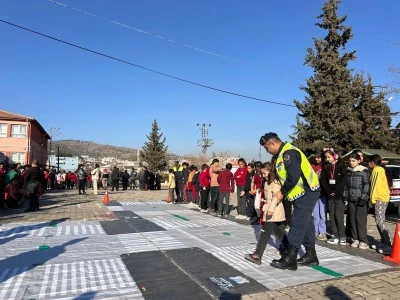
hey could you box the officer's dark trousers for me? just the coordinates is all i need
[283,200,293,227]
[287,188,319,248]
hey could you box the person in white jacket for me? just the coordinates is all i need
[91,164,101,195]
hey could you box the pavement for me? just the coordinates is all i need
[0,187,399,300]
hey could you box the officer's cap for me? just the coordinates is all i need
[259,132,278,145]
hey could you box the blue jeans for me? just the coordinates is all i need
[313,196,327,234]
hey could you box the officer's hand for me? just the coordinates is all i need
[203,187,206,190]
[275,191,283,202]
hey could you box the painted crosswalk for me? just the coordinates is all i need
[119,232,185,252]
[0,223,105,237]
[0,266,29,300]
[36,258,143,299]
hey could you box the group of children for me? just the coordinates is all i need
[167,158,265,223]
[165,149,394,265]
[245,149,394,265]
[313,149,393,255]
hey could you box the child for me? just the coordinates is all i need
[320,148,348,245]
[244,163,255,221]
[199,164,210,212]
[245,162,287,265]
[311,153,328,240]
[234,158,248,219]
[369,154,392,255]
[346,153,370,249]
[193,166,201,207]
[168,169,176,204]
[186,165,196,206]
[217,163,235,216]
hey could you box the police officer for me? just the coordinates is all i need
[259,132,320,271]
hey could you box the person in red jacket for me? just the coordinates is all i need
[234,158,248,219]
[217,163,235,216]
[199,164,210,213]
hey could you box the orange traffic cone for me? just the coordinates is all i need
[384,223,400,264]
[167,195,171,203]
[103,189,110,204]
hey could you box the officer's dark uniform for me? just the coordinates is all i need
[273,143,320,251]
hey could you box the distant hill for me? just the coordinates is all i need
[54,140,138,160]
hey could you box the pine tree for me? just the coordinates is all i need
[292,0,359,155]
[140,119,168,171]
[352,73,396,151]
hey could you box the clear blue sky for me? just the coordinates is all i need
[1,0,399,161]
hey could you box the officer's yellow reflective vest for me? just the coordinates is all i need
[275,143,320,201]
[172,166,183,172]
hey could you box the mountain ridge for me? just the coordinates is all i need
[54,139,138,160]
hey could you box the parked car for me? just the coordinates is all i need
[386,165,400,215]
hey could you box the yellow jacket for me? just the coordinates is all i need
[370,166,390,204]
[168,173,176,189]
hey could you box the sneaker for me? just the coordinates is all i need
[339,238,347,245]
[378,246,392,255]
[244,253,261,265]
[351,240,360,248]
[316,233,327,241]
[245,217,250,221]
[358,242,369,250]
[327,236,339,244]
[240,215,247,220]
[200,209,208,213]
[235,215,241,219]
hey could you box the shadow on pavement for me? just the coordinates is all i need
[0,237,88,283]
[325,285,351,299]
[0,233,29,245]
[0,218,69,238]
[219,291,242,300]
[73,291,97,300]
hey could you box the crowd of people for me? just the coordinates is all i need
[0,161,164,210]
[166,133,395,271]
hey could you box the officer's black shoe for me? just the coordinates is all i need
[270,245,299,271]
[297,247,319,266]
[278,244,288,257]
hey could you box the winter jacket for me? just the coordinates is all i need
[370,166,390,204]
[111,169,119,180]
[244,171,255,193]
[320,160,348,200]
[193,172,201,192]
[262,179,285,222]
[77,168,87,181]
[91,167,101,180]
[345,165,370,205]
[234,167,247,187]
[217,169,234,193]
[168,173,176,189]
[199,168,211,188]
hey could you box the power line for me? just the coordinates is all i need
[0,19,296,108]
[46,0,263,69]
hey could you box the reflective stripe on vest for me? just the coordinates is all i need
[275,143,320,201]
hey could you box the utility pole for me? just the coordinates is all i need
[197,123,213,154]
[57,145,60,172]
